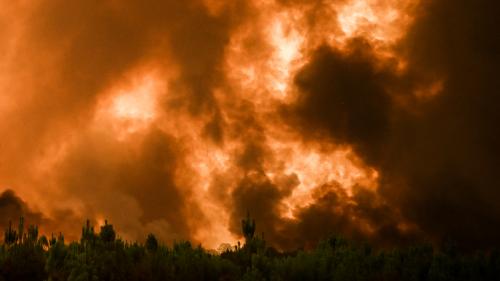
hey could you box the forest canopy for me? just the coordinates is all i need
[1,215,500,281]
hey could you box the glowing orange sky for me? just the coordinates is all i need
[0,0,422,249]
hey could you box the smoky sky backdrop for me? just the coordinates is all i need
[0,0,499,250]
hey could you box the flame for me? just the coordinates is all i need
[95,67,167,140]
[0,0,422,249]
[337,0,416,42]
[111,83,156,122]
[414,79,444,99]
[225,5,307,109]
[266,137,379,219]
[267,13,305,99]
[196,0,415,246]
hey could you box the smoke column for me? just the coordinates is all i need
[0,0,498,250]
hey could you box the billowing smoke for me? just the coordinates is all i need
[285,0,500,249]
[0,0,498,250]
[0,190,44,229]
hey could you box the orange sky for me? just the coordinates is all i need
[1,0,499,250]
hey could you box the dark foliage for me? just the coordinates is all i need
[1,216,499,281]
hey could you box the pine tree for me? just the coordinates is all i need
[81,219,96,246]
[4,220,17,245]
[99,220,116,243]
[27,225,38,244]
[17,216,24,244]
[241,212,256,243]
[145,233,158,252]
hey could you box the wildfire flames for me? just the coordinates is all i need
[1,0,498,250]
[0,0,418,248]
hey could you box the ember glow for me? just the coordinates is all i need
[1,0,499,250]
[95,69,165,140]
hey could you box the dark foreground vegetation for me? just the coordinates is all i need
[1,215,500,281]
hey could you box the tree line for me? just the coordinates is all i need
[0,213,499,281]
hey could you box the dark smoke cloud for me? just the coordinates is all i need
[287,40,393,166]
[284,0,500,249]
[0,190,44,231]
[227,103,411,249]
[53,127,193,242]
[0,189,81,241]
[1,0,499,251]
[230,171,292,245]
[385,0,500,249]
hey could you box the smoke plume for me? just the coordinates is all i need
[0,0,498,250]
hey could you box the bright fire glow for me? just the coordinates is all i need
[263,135,380,220]
[95,69,165,140]
[0,0,421,250]
[338,0,415,43]
[267,14,305,99]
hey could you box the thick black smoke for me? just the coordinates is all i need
[286,0,500,249]
[1,0,499,251]
[0,190,44,230]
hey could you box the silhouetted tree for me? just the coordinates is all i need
[17,217,24,244]
[145,233,158,252]
[99,220,115,243]
[81,219,96,247]
[3,221,17,246]
[49,233,57,247]
[38,235,48,250]
[27,225,38,244]
[1,217,499,281]
[241,212,256,243]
